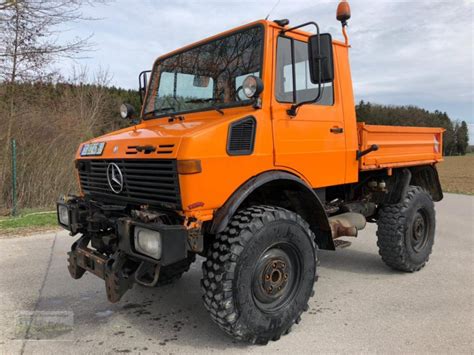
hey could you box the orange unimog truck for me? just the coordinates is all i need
[57,1,444,344]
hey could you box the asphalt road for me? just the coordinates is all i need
[0,193,472,354]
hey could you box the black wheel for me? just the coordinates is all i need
[376,186,435,272]
[201,205,317,344]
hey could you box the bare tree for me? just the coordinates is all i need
[0,0,103,191]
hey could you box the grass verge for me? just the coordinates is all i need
[0,211,59,237]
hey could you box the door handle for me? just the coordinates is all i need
[330,127,344,134]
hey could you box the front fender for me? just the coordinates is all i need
[210,170,334,250]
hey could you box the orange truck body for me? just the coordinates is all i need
[59,11,446,339]
[76,20,444,224]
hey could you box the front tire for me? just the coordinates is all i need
[377,186,436,272]
[201,205,317,344]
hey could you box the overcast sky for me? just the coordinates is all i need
[59,0,473,141]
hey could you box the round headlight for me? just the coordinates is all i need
[120,103,136,119]
[120,104,128,119]
[242,75,263,99]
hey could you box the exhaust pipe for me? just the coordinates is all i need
[329,212,366,239]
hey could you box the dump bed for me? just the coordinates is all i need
[358,123,444,171]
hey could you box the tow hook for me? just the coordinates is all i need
[104,251,135,303]
[134,262,161,287]
[67,236,136,303]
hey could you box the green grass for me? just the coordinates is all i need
[0,211,57,231]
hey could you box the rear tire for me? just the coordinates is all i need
[201,205,317,344]
[376,186,435,272]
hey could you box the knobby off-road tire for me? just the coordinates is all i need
[377,186,435,272]
[201,205,317,344]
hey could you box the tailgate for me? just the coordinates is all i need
[358,123,444,170]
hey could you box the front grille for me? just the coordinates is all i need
[77,159,181,209]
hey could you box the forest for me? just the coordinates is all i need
[0,82,469,212]
[355,101,470,156]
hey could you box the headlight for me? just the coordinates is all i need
[242,75,264,98]
[58,204,70,227]
[134,227,162,260]
[120,103,136,119]
[120,104,129,119]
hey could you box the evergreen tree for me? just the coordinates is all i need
[355,102,468,156]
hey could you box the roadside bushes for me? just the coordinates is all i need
[0,78,138,213]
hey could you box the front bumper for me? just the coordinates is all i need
[57,196,190,302]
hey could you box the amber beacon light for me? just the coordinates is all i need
[337,0,351,45]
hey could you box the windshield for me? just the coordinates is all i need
[143,25,264,119]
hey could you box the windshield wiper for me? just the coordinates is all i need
[185,98,215,104]
[185,98,224,115]
[143,106,176,117]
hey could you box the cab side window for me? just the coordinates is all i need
[276,36,334,106]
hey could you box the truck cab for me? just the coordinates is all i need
[57,1,444,344]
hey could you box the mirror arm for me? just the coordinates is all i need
[287,84,323,116]
[287,23,324,117]
[280,21,320,35]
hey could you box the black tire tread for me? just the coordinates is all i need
[201,205,317,344]
[376,186,435,272]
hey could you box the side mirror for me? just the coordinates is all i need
[308,33,334,84]
[120,103,136,119]
[139,70,151,104]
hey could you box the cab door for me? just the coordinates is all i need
[271,30,346,188]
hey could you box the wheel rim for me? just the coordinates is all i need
[411,209,429,253]
[251,243,302,313]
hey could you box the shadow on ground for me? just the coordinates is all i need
[25,235,398,353]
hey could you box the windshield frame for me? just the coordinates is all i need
[142,23,265,120]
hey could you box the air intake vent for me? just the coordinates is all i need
[126,146,138,155]
[157,144,175,155]
[126,144,176,155]
[227,116,256,156]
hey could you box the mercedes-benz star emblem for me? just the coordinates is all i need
[107,163,124,194]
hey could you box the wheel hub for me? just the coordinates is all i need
[262,259,289,296]
[252,244,301,312]
[411,210,428,252]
